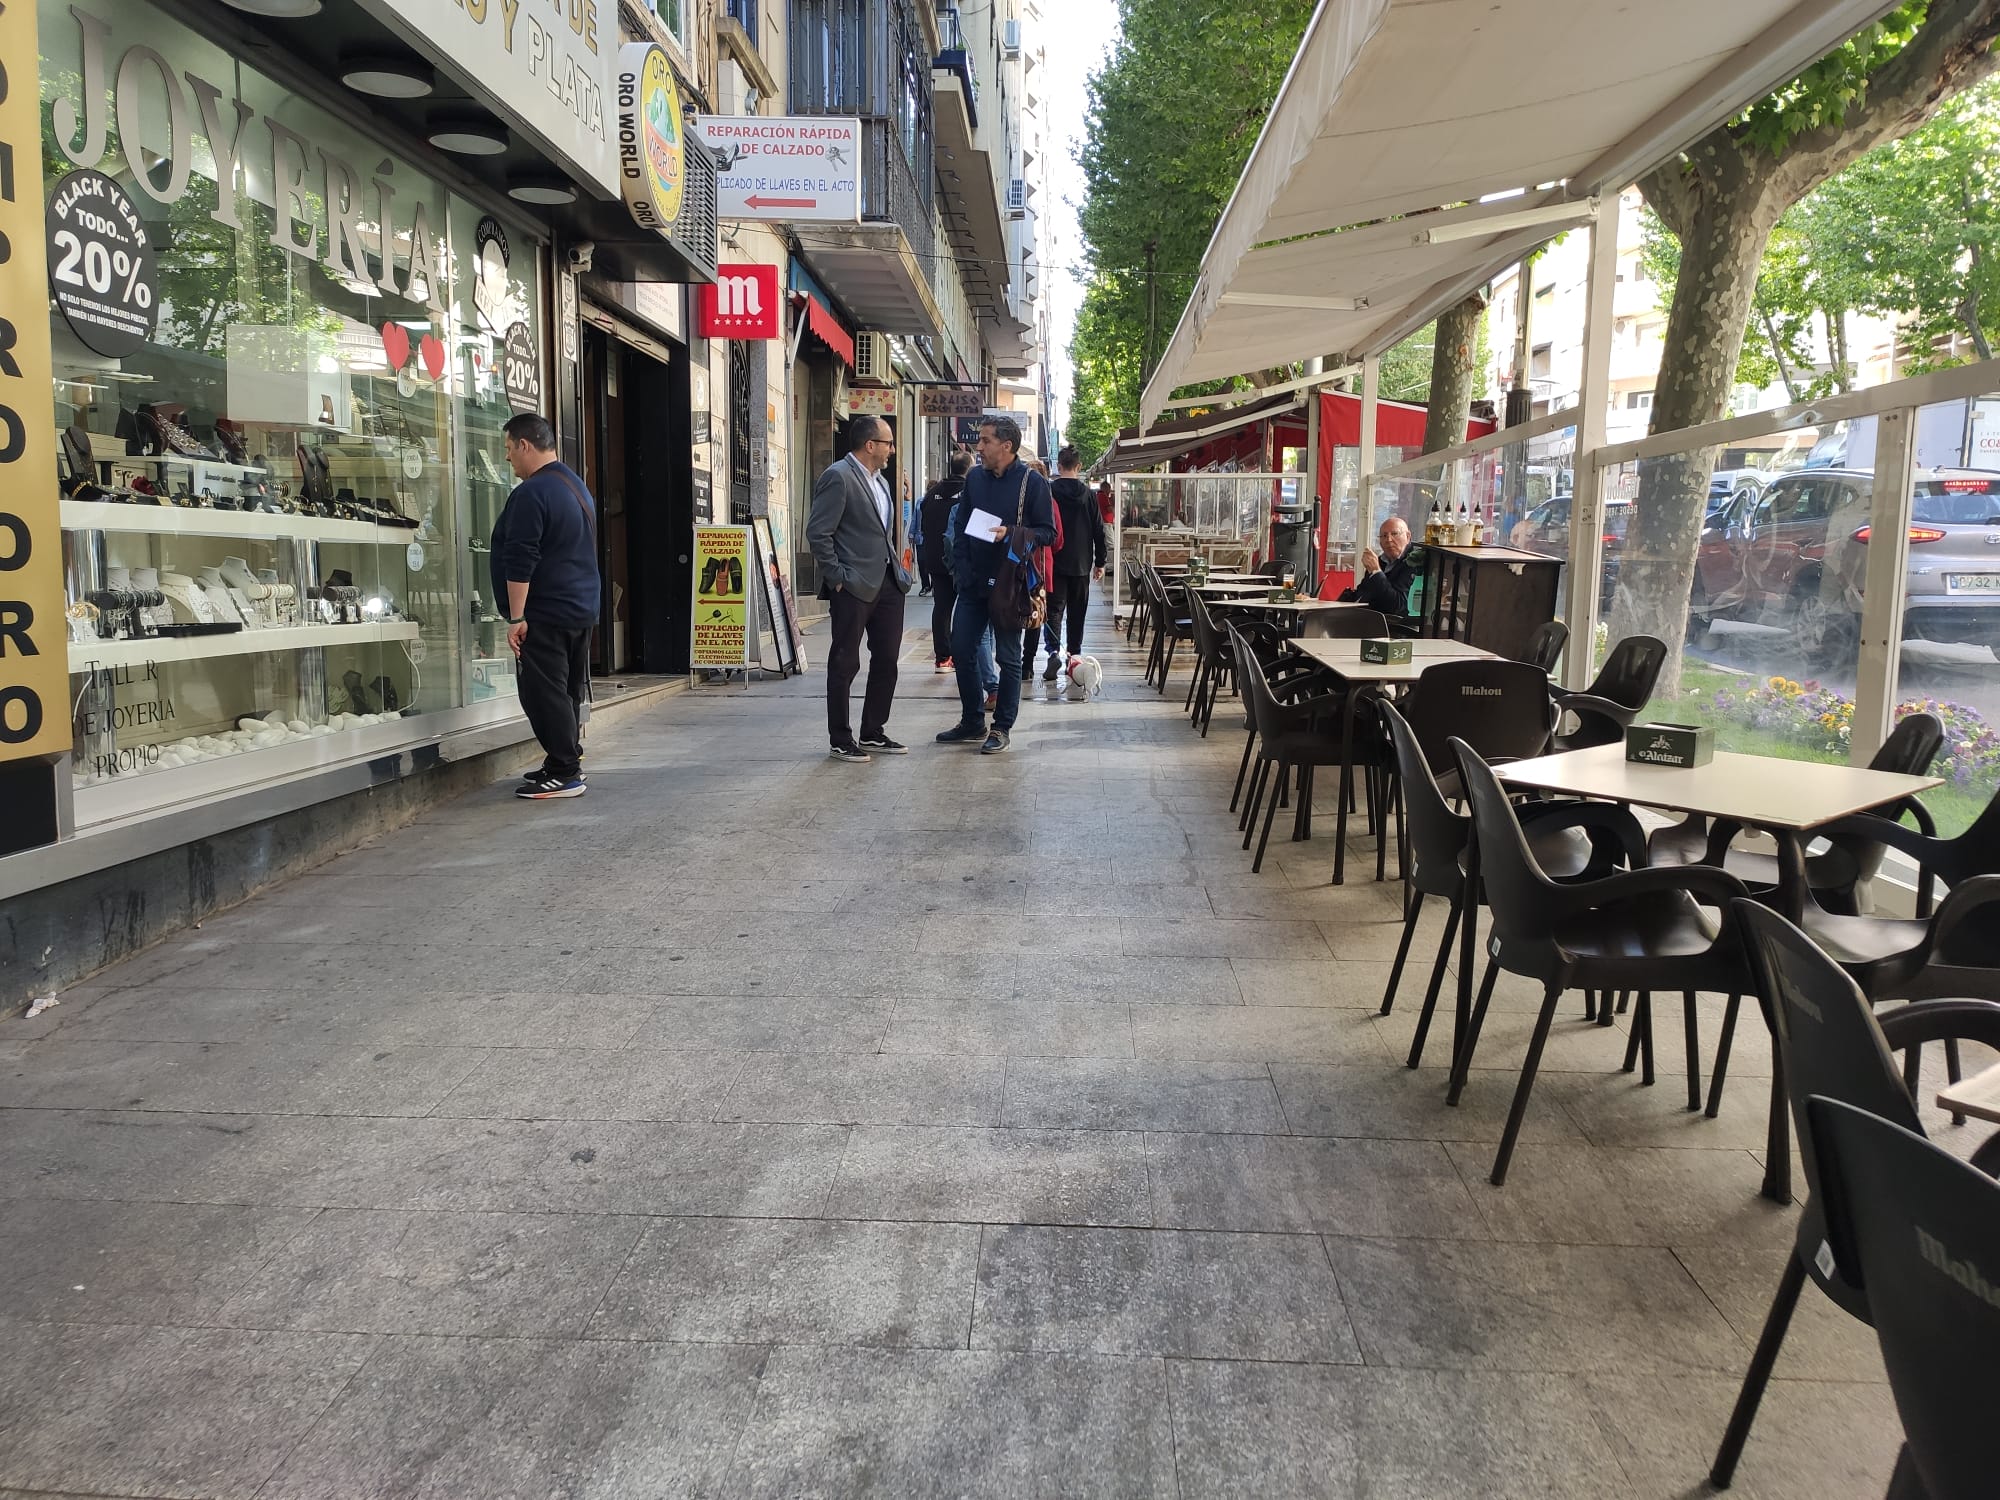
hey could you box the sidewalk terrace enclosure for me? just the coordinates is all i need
[1133,0,2000,847]
[1099,390,1494,607]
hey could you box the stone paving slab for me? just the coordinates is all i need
[0,596,1921,1497]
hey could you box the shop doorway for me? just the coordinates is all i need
[580,322,694,674]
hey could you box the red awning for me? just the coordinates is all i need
[802,293,855,369]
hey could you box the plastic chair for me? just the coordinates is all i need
[1706,900,2000,1490]
[1183,592,1234,736]
[1225,623,1342,822]
[1375,701,1641,1071]
[1141,567,1193,692]
[1650,712,1943,913]
[1809,1098,2000,1500]
[1448,737,1754,1184]
[1236,628,1384,873]
[1398,657,1556,803]
[1521,619,1568,674]
[1297,607,1390,641]
[1550,633,1667,750]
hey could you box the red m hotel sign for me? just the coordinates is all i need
[698,264,781,339]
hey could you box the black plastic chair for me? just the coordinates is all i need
[1520,619,1568,675]
[1398,657,1556,804]
[1650,712,1943,912]
[1550,633,1667,750]
[1142,568,1193,692]
[1376,701,1641,1072]
[1707,900,2000,1491]
[1183,592,1234,736]
[1238,632,1384,873]
[1809,1098,2000,1500]
[1225,624,1344,825]
[1448,738,1754,1183]
[1297,607,1389,641]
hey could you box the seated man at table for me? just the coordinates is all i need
[1341,515,1421,618]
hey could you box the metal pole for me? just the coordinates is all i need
[1564,190,1621,690]
[1851,404,1917,763]
[1356,354,1380,573]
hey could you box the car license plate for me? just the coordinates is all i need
[1944,574,2000,593]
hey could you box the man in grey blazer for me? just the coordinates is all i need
[807,413,913,762]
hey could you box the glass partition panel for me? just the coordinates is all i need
[1891,395,2000,834]
[1595,422,1867,768]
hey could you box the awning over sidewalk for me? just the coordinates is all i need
[1139,0,1906,427]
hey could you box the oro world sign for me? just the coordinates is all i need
[1,0,67,762]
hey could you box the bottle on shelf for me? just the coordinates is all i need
[1457,499,1474,545]
[1422,500,1440,545]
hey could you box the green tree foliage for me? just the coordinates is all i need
[1066,0,1316,463]
[1613,0,2000,693]
[1639,75,2000,405]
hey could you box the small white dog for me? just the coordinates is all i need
[1064,654,1103,701]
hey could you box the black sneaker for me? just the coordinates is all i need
[517,773,586,799]
[936,722,985,744]
[1021,665,1035,682]
[858,734,908,755]
[521,765,587,784]
[980,729,1011,754]
[828,742,872,764]
[1043,657,1061,681]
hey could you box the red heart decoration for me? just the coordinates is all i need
[380,321,410,372]
[419,334,445,381]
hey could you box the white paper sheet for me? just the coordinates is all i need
[964,507,1006,542]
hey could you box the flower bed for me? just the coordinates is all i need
[1704,675,2000,789]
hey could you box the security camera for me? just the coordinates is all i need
[565,243,595,274]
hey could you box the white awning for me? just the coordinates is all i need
[1139,0,1904,428]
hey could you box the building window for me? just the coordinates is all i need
[1627,391,1653,410]
[728,0,758,39]
[647,0,690,50]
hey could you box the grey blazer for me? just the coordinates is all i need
[805,456,912,603]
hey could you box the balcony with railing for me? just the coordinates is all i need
[789,0,945,335]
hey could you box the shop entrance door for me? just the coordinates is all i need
[581,322,694,674]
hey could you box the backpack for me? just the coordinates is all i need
[987,470,1047,633]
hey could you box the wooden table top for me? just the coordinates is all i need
[1191,580,1281,593]
[1292,638,1498,660]
[1494,743,1941,831]
[1213,597,1365,613]
[1938,1062,2000,1126]
[1289,638,1500,684]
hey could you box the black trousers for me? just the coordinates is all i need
[826,572,905,746]
[518,621,592,779]
[1046,573,1094,656]
[929,571,957,664]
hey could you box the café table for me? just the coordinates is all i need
[1494,742,1942,1203]
[1283,638,1499,885]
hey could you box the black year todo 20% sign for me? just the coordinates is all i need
[46,169,159,358]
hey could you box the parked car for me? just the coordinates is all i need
[1510,494,1629,600]
[1706,467,1765,523]
[1689,466,2000,658]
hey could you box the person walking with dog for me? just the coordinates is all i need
[1041,445,1106,680]
[807,414,913,763]
[937,415,1055,754]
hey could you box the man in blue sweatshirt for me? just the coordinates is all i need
[937,415,1055,754]
[492,413,601,799]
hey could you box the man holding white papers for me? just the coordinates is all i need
[937,416,1056,754]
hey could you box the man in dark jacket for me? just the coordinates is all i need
[1343,514,1419,618]
[917,454,969,672]
[937,416,1055,754]
[492,413,601,800]
[1041,445,1108,678]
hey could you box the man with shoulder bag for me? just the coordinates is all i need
[937,415,1055,754]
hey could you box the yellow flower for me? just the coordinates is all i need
[1767,676,1786,689]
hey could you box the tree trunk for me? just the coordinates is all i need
[1608,194,1780,698]
[1759,308,1802,402]
[1827,309,1854,391]
[1422,293,1487,454]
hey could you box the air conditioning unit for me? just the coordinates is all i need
[854,332,891,381]
[1005,178,1027,219]
[1001,18,1020,56]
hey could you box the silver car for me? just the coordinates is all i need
[1795,469,2000,657]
